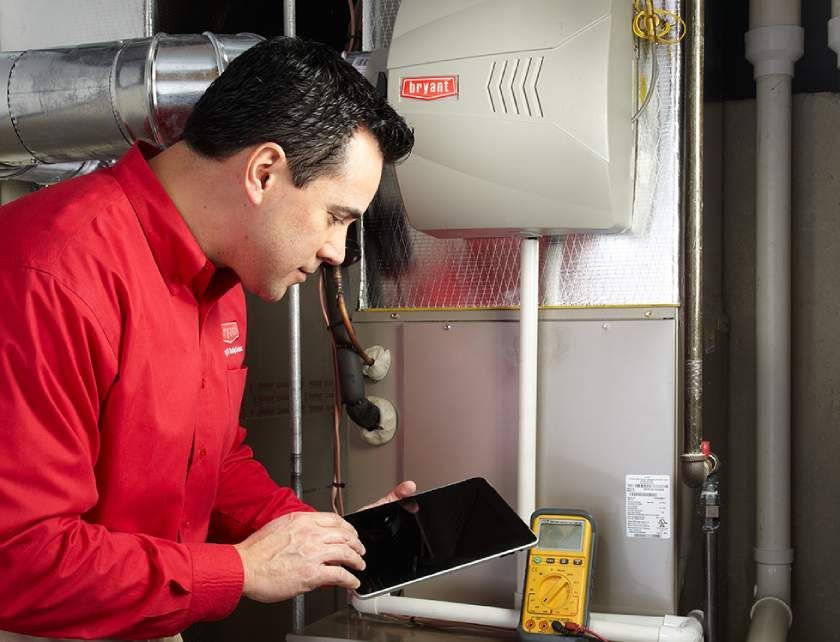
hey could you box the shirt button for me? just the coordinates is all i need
[183,521,190,530]
[200,378,206,389]
[199,447,207,459]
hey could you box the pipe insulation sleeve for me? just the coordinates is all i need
[358,397,397,445]
[362,345,391,381]
[745,26,804,78]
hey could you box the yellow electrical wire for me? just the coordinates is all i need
[632,0,686,45]
[630,0,686,122]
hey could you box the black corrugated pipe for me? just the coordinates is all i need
[322,228,381,431]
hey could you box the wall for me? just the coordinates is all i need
[723,93,840,642]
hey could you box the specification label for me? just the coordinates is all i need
[625,474,671,539]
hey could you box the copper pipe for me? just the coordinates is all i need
[681,0,707,489]
[332,266,375,367]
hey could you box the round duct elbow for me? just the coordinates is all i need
[0,32,263,166]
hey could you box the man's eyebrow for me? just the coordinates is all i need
[329,205,364,220]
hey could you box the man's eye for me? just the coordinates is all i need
[329,213,343,226]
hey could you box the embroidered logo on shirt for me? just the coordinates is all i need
[221,322,240,344]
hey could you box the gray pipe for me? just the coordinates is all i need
[744,1,802,639]
[681,0,707,489]
[0,32,262,173]
[283,1,306,635]
[144,0,156,38]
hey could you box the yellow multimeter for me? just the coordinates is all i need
[518,509,597,641]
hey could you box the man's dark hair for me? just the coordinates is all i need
[182,37,414,187]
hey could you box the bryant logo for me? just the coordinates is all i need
[221,321,240,344]
[400,75,458,100]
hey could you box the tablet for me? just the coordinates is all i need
[345,477,537,598]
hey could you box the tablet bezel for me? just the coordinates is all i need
[345,477,537,599]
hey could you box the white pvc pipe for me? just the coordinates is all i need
[517,237,540,521]
[744,1,801,639]
[753,69,794,603]
[829,1,840,65]
[750,1,800,28]
[746,597,793,642]
[351,596,703,642]
[515,237,540,610]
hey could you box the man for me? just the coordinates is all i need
[0,37,414,640]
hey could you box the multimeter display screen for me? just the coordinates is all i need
[538,520,584,551]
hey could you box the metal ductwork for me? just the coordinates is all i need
[0,32,263,182]
[0,159,107,183]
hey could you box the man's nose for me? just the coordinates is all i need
[318,240,345,267]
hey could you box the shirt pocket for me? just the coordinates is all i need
[225,366,248,430]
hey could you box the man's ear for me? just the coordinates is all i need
[244,142,288,205]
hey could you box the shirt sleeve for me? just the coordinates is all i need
[0,268,243,640]
[209,423,315,544]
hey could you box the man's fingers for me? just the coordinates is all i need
[318,544,365,571]
[358,480,418,511]
[322,530,366,556]
[318,564,362,590]
[310,512,359,538]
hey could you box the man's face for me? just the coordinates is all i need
[235,128,384,301]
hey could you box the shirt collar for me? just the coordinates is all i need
[110,143,238,300]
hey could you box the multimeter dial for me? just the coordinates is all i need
[536,575,573,611]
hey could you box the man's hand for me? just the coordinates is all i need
[234,511,365,602]
[359,480,417,511]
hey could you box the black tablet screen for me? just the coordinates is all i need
[345,477,537,597]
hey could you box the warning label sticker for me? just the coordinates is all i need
[625,474,671,539]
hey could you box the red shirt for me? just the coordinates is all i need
[0,145,311,639]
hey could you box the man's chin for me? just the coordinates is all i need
[263,286,288,302]
[249,282,288,303]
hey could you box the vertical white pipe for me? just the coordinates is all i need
[518,237,540,521]
[515,237,539,610]
[828,1,840,64]
[745,1,801,636]
[750,1,800,28]
[754,69,794,602]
